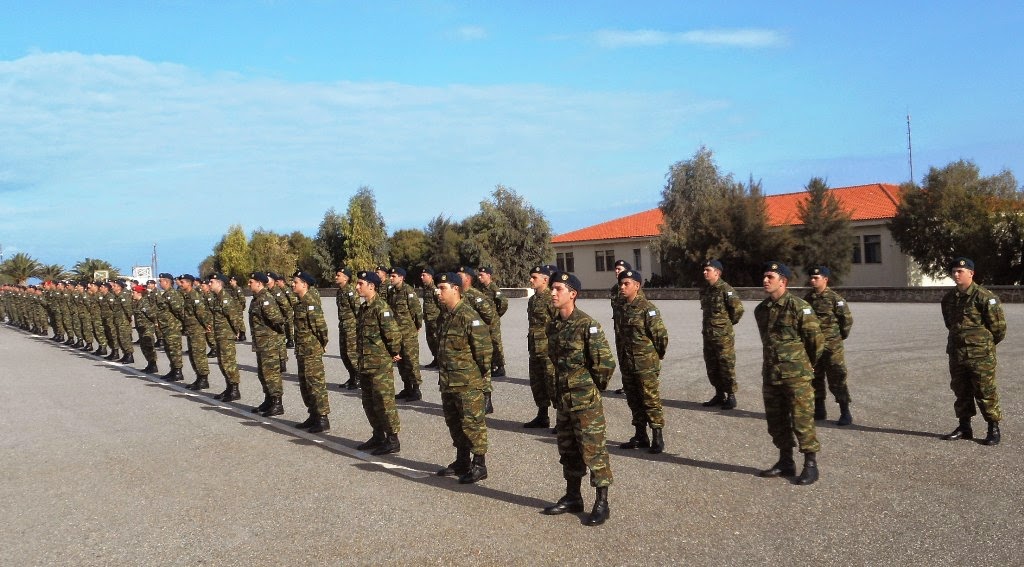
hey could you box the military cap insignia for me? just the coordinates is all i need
[958,260,966,266]
[771,263,778,270]
[560,274,569,281]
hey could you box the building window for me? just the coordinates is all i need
[595,251,605,272]
[851,236,862,264]
[864,234,882,263]
[633,248,642,271]
[595,250,614,272]
[557,252,574,273]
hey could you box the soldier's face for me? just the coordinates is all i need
[619,278,640,301]
[551,282,576,309]
[356,280,375,298]
[335,272,349,286]
[479,273,492,285]
[159,278,172,290]
[389,274,402,285]
[809,275,827,292]
[210,280,223,293]
[292,277,307,296]
[614,266,625,277]
[421,273,432,285]
[762,272,785,297]
[703,267,720,285]
[951,267,974,289]
[438,283,460,308]
[248,279,261,293]
[179,280,192,292]
[529,273,548,290]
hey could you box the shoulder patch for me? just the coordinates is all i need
[836,301,844,306]
[989,298,997,305]
[263,301,270,305]
[223,299,229,304]
[475,298,482,303]
[308,305,315,311]
[472,319,481,326]
[802,307,812,315]
[408,293,414,298]
[648,310,657,316]
[589,326,598,334]
[496,291,502,295]
[383,311,391,317]
[726,291,733,296]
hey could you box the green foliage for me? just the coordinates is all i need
[656,147,788,286]
[795,177,853,284]
[197,255,217,278]
[249,228,298,276]
[341,186,390,271]
[71,258,121,281]
[389,228,429,270]
[312,207,347,282]
[423,215,464,271]
[0,252,43,284]
[889,160,1024,284]
[287,231,318,277]
[36,264,70,282]
[215,224,253,280]
[458,185,552,286]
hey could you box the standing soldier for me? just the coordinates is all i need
[208,274,244,402]
[354,271,404,455]
[84,281,106,355]
[98,282,120,360]
[699,259,745,409]
[609,260,631,394]
[616,270,670,454]
[131,284,160,373]
[249,272,287,416]
[228,275,247,342]
[476,267,508,377]
[754,262,823,486]
[155,273,186,382]
[434,272,492,484]
[267,273,293,373]
[292,270,331,433]
[275,275,299,349]
[74,282,96,352]
[178,274,212,391]
[420,268,442,369]
[388,267,423,402]
[200,279,218,358]
[146,280,165,348]
[940,257,1007,446]
[109,280,136,364]
[804,266,854,425]
[524,265,556,428]
[543,272,616,527]
[458,266,498,414]
[335,267,360,390]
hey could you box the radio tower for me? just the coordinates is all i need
[152,243,158,277]
[906,113,914,184]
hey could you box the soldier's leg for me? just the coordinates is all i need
[261,349,283,397]
[164,330,183,369]
[639,370,664,429]
[442,392,469,448]
[373,369,401,434]
[490,319,504,368]
[187,330,209,376]
[968,356,1001,423]
[788,378,820,454]
[717,335,737,393]
[93,320,108,348]
[555,408,587,482]
[621,371,646,427]
[702,336,720,389]
[948,358,977,419]
[297,356,312,410]
[255,352,269,395]
[575,399,613,488]
[403,331,421,386]
[763,383,796,450]
[825,348,851,404]
[461,388,488,456]
[305,354,329,416]
[141,334,158,365]
[118,322,134,355]
[812,353,829,402]
[528,355,553,409]
[360,372,382,430]
[217,339,240,385]
[425,321,439,360]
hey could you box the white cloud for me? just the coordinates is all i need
[453,25,487,41]
[595,28,786,49]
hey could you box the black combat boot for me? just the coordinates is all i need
[523,407,550,429]
[82,343,95,353]
[343,377,358,390]
[186,375,209,391]
[371,433,401,455]
[251,395,272,413]
[437,447,471,477]
[308,415,331,434]
[584,487,610,526]
[425,358,439,369]
[74,339,85,348]
[236,332,245,342]
[64,336,76,345]
[983,421,1001,446]
[357,429,385,451]
[218,383,241,402]
[814,398,827,420]
[119,352,134,364]
[108,348,123,361]
[649,428,665,454]
[620,425,650,449]
[163,368,184,382]
[142,361,158,374]
[759,448,796,477]
[261,395,284,417]
[837,402,853,426]
[279,361,287,374]
[395,387,411,400]
[51,334,63,342]
[155,338,163,347]
[296,411,318,429]
[797,452,819,485]
[543,477,584,515]
[942,417,973,440]
[404,386,422,402]
[286,339,295,349]
[702,390,726,407]
[206,348,217,358]
[722,392,737,410]
[491,366,506,378]
[458,454,488,484]
[485,392,494,415]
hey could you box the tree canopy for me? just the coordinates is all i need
[0,253,43,284]
[795,177,853,283]
[340,187,390,271]
[458,185,553,286]
[389,228,429,271]
[72,258,121,281]
[249,229,298,277]
[312,207,346,282]
[214,224,253,280]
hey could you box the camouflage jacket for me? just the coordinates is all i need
[98,292,114,318]
[548,307,617,409]
[386,282,422,331]
[209,290,243,340]
[182,289,212,330]
[436,298,492,392]
[527,287,556,358]
[804,287,853,347]
[610,284,626,334]
[336,283,359,333]
[84,292,102,320]
[754,291,824,385]
[941,282,1006,360]
[294,291,329,357]
[133,294,158,331]
[476,281,508,317]
[700,279,744,336]
[617,294,669,374]
[113,290,133,323]
[463,287,497,326]
[228,284,247,312]
[249,288,286,353]
[421,282,441,324]
[271,287,294,320]
[356,294,403,372]
[155,288,185,330]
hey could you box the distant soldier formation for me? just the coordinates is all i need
[0,256,1009,526]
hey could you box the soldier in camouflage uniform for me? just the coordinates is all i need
[155,273,186,381]
[940,257,1007,446]
[249,272,287,417]
[109,280,136,364]
[615,270,670,454]
[177,274,212,390]
[200,279,218,358]
[96,283,118,358]
[699,259,745,409]
[267,273,292,373]
[71,282,88,348]
[146,280,165,348]
[131,284,160,373]
[433,272,493,484]
[388,267,423,402]
[334,267,360,390]
[754,262,824,486]
[524,265,556,428]
[84,282,106,354]
[208,274,244,402]
[274,275,298,349]
[354,271,404,455]
[804,266,854,425]
[476,267,508,377]
[228,276,247,342]
[420,269,442,369]
[543,272,616,527]
[291,270,332,433]
[73,282,95,351]
[609,260,630,394]
[458,266,498,414]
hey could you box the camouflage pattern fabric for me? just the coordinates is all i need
[805,287,853,404]
[357,294,403,434]
[700,278,744,394]
[270,287,292,367]
[336,282,359,378]
[249,288,286,396]
[386,281,422,388]
[182,288,211,376]
[155,287,185,370]
[437,298,492,454]
[112,290,134,355]
[209,290,243,386]
[527,286,556,409]
[618,294,669,428]
[85,290,106,348]
[463,286,497,391]
[294,290,330,415]
[476,280,507,368]
[133,293,159,365]
[421,282,441,361]
[941,282,1006,423]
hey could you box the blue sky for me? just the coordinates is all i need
[2,1,1022,276]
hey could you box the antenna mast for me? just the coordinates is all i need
[906,113,914,184]
[152,243,158,276]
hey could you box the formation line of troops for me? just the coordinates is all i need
[1,255,1007,525]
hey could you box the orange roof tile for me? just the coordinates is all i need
[552,183,902,243]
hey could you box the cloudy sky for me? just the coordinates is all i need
[2,1,1022,276]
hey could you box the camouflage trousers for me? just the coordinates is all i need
[102,316,117,350]
[703,333,737,393]
[622,370,665,428]
[62,309,75,339]
[161,325,183,370]
[813,345,850,404]
[489,318,504,368]
[555,390,613,488]
[114,318,134,355]
[71,311,84,340]
[50,309,64,337]
[527,354,554,409]
[255,349,284,397]
[184,327,209,377]
[424,320,439,360]
[298,352,330,416]
[949,354,1001,423]
[91,318,108,348]
[339,326,357,379]
[441,389,488,455]
[359,368,400,434]
[80,315,95,345]
[138,327,158,365]
[213,336,240,386]
[763,377,820,453]
[396,328,421,389]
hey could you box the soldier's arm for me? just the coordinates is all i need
[380,308,403,358]
[726,288,744,324]
[647,307,669,359]
[313,306,330,349]
[468,312,493,375]
[408,290,422,329]
[799,304,824,364]
[584,321,616,390]
[981,294,1007,345]
[495,287,509,317]
[265,298,287,332]
[837,295,853,340]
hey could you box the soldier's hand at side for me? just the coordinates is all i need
[393,354,402,362]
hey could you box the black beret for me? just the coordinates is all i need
[293,270,316,286]
[146,279,156,285]
[374,265,389,273]
[421,267,434,276]
[250,272,269,284]
[551,271,582,292]
[358,271,382,287]
[613,260,632,270]
[530,265,551,276]
[808,266,831,278]
[336,267,352,278]
[478,266,494,275]
[209,273,227,282]
[177,274,195,283]
[389,267,407,277]
[436,272,462,287]
[702,259,723,271]
[763,261,793,279]
[950,257,975,271]
[158,273,174,280]
[457,265,477,277]
[266,272,281,281]
[617,269,643,284]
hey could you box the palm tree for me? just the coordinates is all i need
[72,258,121,281]
[0,253,43,284]
[36,263,70,282]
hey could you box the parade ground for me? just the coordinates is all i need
[2,297,1022,566]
